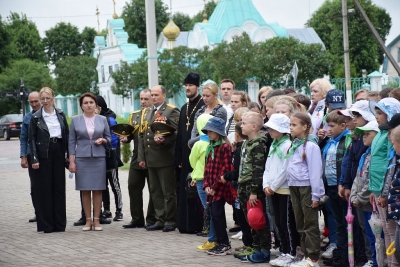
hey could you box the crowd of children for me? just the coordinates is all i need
[188,83,400,267]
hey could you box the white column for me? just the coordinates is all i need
[145,0,159,88]
[368,71,383,92]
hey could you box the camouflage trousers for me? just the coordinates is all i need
[238,181,271,251]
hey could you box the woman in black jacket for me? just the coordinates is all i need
[29,87,69,233]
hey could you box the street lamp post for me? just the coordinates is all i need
[145,0,159,88]
[342,0,352,107]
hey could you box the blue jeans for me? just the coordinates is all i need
[324,191,337,245]
[327,186,347,258]
[196,180,217,242]
[363,211,377,266]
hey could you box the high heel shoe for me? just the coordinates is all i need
[82,218,92,231]
[93,218,102,231]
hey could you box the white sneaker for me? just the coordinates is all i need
[231,231,242,239]
[290,257,319,267]
[321,244,336,259]
[362,260,374,267]
[270,254,296,267]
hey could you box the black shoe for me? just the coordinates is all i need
[29,216,37,223]
[145,222,155,229]
[332,257,350,267]
[228,226,241,233]
[324,256,340,266]
[102,210,112,219]
[123,222,144,228]
[162,225,176,232]
[100,216,112,224]
[73,217,86,226]
[146,224,164,231]
[113,211,123,221]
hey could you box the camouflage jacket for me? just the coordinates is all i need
[238,134,269,195]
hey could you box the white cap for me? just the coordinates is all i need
[350,100,376,122]
[338,109,353,118]
[354,120,380,135]
[264,113,290,134]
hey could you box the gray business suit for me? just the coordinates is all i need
[69,114,111,190]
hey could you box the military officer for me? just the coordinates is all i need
[138,85,180,232]
[121,89,156,229]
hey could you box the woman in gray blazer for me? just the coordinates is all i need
[69,92,111,231]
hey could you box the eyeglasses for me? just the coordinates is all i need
[29,100,39,104]
[40,97,52,102]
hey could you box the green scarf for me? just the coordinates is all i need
[206,139,223,160]
[284,138,306,159]
[268,135,290,159]
[345,132,354,152]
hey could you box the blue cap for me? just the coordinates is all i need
[326,89,346,109]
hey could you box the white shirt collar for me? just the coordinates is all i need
[42,108,55,117]
[154,102,164,111]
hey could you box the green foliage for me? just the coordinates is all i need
[0,16,12,71]
[121,142,132,163]
[54,56,98,95]
[306,0,391,77]
[188,1,217,30]
[43,22,82,64]
[3,12,45,63]
[81,27,97,56]
[172,12,192,31]
[121,0,169,48]
[0,59,53,116]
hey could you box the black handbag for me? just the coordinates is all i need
[105,145,124,171]
[186,173,198,199]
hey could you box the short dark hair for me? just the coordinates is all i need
[79,92,97,108]
[220,79,235,90]
[326,110,346,124]
[283,88,296,95]
[248,102,261,112]
[293,94,311,110]
[379,87,394,99]
[266,89,285,100]
[141,88,151,94]
[235,122,247,139]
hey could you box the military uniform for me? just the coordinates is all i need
[138,102,180,227]
[126,109,156,226]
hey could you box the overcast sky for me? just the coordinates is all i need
[0,0,398,45]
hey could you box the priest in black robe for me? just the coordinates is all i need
[174,72,205,234]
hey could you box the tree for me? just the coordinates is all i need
[188,1,217,30]
[0,59,53,116]
[306,0,391,77]
[4,12,45,63]
[172,12,192,31]
[54,56,98,95]
[43,22,82,64]
[0,16,12,70]
[81,27,97,56]
[121,0,169,48]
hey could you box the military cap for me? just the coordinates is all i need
[110,124,135,137]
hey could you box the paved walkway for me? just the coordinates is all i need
[0,139,252,266]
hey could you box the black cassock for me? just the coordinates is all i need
[174,94,205,233]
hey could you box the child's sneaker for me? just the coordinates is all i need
[196,241,217,251]
[233,246,254,258]
[247,250,270,263]
[206,243,222,255]
[290,257,319,267]
[321,244,336,258]
[231,231,242,239]
[361,260,374,267]
[211,243,231,256]
[270,254,296,267]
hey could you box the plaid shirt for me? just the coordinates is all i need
[203,143,236,205]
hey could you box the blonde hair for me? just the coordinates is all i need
[310,78,332,97]
[241,111,263,130]
[233,107,249,122]
[265,95,283,109]
[290,112,312,161]
[39,87,55,98]
[274,96,307,116]
[258,86,273,106]
[202,82,222,105]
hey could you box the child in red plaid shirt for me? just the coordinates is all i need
[201,117,236,256]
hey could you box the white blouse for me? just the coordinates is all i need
[42,108,61,138]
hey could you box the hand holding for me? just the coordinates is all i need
[249,194,258,207]
[69,161,76,173]
[311,201,319,209]
[154,136,165,144]
[139,161,146,168]
[95,138,105,145]
[120,136,128,143]
[32,162,40,169]
[20,156,28,168]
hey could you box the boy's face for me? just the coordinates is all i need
[362,130,377,147]
[327,122,346,138]
[207,131,219,141]
[393,140,400,155]
[375,108,388,126]
[345,116,356,131]
[353,113,368,127]
[240,117,255,136]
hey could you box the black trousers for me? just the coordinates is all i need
[32,141,66,232]
[271,193,300,255]
[128,167,156,225]
[102,168,123,212]
[211,198,229,245]
[234,205,253,247]
[27,155,36,214]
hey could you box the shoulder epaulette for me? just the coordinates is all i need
[130,110,141,114]
[167,103,176,108]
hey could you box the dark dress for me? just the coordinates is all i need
[174,94,205,233]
